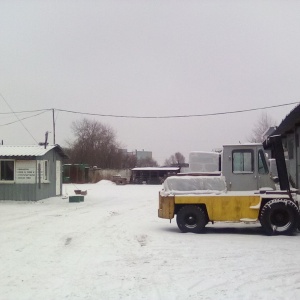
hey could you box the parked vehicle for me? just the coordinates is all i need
[158,135,300,235]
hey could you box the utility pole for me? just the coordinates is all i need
[52,108,56,144]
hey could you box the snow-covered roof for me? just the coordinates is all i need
[0,145,68,158]
[272,103,300,135]
[131,167,179,171]
[223,143,262,147]
[189,151,220,155]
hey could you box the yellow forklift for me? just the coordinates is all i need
[158,135,300,235]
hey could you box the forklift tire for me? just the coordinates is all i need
[176,205,207,233]
[260,199,299,235]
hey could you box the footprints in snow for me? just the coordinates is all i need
[109,211,120,216]
[108,211,148,247]
[108,211,149,247]
[62,210,147,249]
[65,237,72,245]
[136,234,148,247]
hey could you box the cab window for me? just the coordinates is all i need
[232,150,254,173]
[258,149,269,174]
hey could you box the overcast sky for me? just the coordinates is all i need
[1,1,300,164]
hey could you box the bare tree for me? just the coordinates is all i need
[164,152,185,166]
[120,152,137,169]
[67,119,121,168]
[248,112,277,143]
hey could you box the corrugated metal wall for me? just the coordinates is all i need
[0,184,37,201]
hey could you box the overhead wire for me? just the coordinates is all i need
[0,101,298,123]
[54,101,299,119]
[0,111,48,126]
[0,92,39,143]
[0,108,51,114]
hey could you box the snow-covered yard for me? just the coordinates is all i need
[1,181,300,300]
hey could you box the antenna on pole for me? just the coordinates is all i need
[52,108,56,144]
[39,131,49,149]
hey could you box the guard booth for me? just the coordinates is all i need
[0,144,68,201]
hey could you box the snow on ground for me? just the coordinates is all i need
[1,182,300,300]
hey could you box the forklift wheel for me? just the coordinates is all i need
[176,205,207,233]
[260,199,299,235]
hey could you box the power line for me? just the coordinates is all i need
[0,100,298,145]
[55,101,299,119]
[0,109,51,115]
[0,93,38,143]
[0,101,298,120]
[0,111,48,126]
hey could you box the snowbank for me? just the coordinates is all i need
[96,179,116,185]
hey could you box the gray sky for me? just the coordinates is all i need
[1,1,300,164]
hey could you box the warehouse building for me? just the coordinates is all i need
[267,104,300,189]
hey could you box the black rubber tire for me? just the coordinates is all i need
[260,199,299,235]
[176,205,207,233]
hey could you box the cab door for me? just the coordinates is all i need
[223,145,258,191]
[257,148,275,189]
[229,148,258,191]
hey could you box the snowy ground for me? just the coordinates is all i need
[1,182,300,300]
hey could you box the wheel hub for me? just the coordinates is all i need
[271,209,290,228]
[184,214,197,228]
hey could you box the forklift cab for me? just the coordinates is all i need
[222,143,276,191]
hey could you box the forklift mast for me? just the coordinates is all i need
[263,135,290,192]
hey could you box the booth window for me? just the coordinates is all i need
[44,160,48,181]
[37,160,50,183]
[0,160,14,181]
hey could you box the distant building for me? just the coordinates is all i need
[117,149,152,162]
[118,149,128,154]
[135,150,152,161]
[130,167,180,184]
[0,145,68,201]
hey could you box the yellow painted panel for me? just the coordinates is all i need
[158,194,175,219]
[175,195,261,221]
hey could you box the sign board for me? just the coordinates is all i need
[16,161,36,184]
